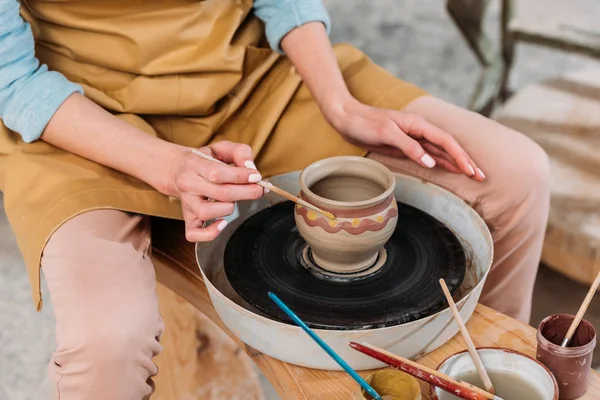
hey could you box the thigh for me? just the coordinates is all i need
[41,209,163,344]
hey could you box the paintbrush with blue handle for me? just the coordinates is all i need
[268,291,382,400]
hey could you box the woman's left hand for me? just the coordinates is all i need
[326,97,485,181]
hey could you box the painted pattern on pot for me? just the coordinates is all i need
[295,195,398,235]
[293,156,398,274]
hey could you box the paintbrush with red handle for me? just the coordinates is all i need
[349,342,504,400]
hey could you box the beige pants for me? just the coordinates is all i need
[41,96,550,399]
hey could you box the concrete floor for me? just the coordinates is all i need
[2,1,600,399]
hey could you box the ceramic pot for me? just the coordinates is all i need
[432,348,558,400]
[294,156,398,274]
[358,369,421,400]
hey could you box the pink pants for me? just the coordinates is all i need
[41,97,550,399]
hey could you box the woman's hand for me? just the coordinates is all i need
[279,23,484,181]
[41,95,263,243]
[327,98,485,181]
[167,141,265,242]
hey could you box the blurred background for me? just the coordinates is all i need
[2,0,600,399]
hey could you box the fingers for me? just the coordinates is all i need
[182,197,235,242]
[188,157,262,185]
[414,117,481,179]
[176,141,265,243]
[199,180,264,202]
[380,120,437,169]
[182,194,235,221]
[177,170,264,201]
[367,143,462,174]
[421,143,462,174]
[391,112,485,181]
[184,216,229,242]
[207,140,256,169]
[192,141,263,184]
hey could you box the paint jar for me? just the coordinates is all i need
[358,369,421,400]
[536,314,597,400]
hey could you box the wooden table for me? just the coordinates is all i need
[151,218,600,399]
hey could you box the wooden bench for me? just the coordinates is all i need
[494,68,600,286]
[150,217,600,399]
[152,283,265,399]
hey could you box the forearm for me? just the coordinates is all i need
[42,93,187,196]
[280,22,352,125]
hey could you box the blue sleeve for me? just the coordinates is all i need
[253,0,331,54]
[0,0,83,143]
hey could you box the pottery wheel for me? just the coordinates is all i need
[224,201,466,330]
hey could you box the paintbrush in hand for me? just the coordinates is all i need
[190,149,335,220]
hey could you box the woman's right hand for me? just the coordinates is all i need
[166,140,265,242]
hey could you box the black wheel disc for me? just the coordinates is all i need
[224,201,466,330]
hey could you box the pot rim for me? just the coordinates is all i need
[430,347,559,400]
[298,156,396,209]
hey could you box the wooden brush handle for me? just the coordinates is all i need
[349,342,498,400]
[562,270,600,346]
[440,279,495,394]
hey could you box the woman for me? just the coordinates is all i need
[0,0,550,398]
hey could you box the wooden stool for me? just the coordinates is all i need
[494,68,600,285]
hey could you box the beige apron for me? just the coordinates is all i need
[0,0,427,310]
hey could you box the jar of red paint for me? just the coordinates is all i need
[536,314,596,400]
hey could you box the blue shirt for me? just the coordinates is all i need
[0,0,331,143]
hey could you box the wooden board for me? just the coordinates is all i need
[152,282,264,400]
[509,0,600,59]
[494,68,600,286]
[150,218,600,399]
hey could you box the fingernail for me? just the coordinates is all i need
[264,187,270,194]
[421,154,436,168]
[476,167,485,179]
[249,173,262,183]
[468,165,475,176]
[244,160,257,170]
[217,220,228,231]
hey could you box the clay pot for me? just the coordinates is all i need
[358,369,421,400]
[294,156,398,274]
[432,348,558,400]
